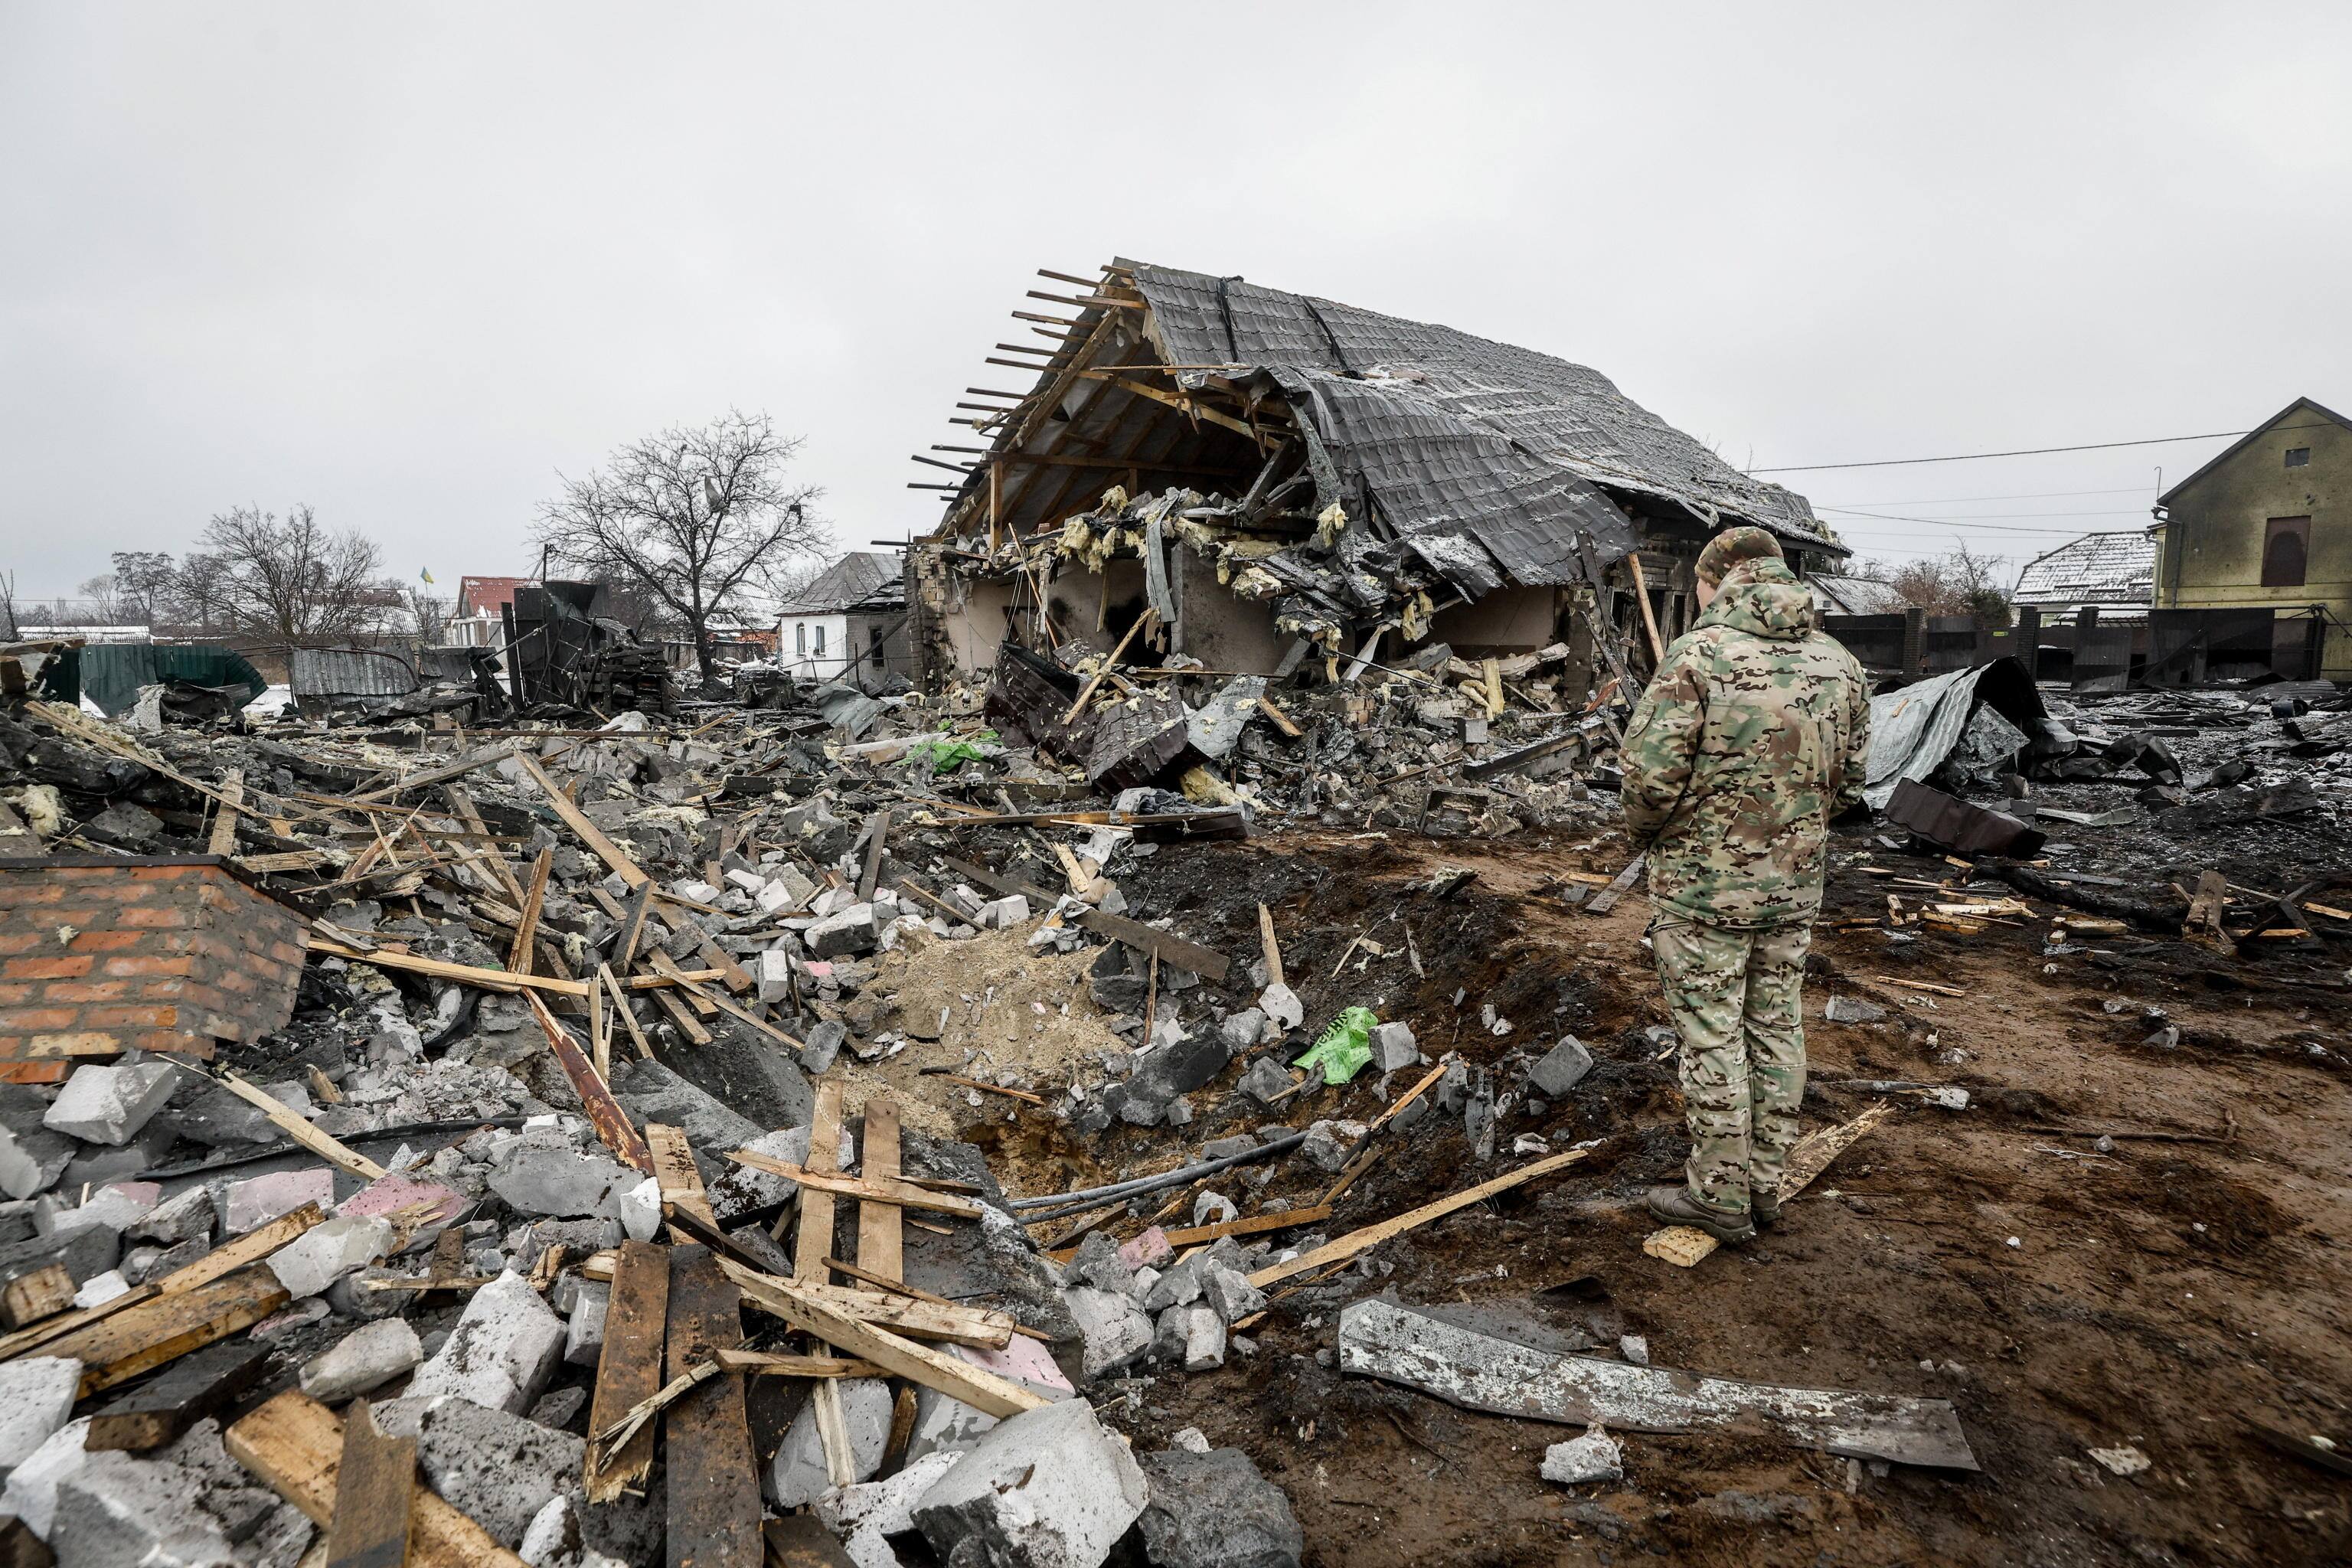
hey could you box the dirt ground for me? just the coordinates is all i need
[1031,822,2352,1567]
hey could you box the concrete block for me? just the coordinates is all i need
[1256,984,1302,1032]
[1202,1266,1265,1324]
[1182,1306,1226,1370]
[70,1270,129,1309]
[913,1398,1147,1568]
[976,894,1031,931]
[1067,1231,1134,1295]
[1541,1424,1624,1485]
[1298,1120,1362,1174]
[1060,1286,1152,1382]
[798,1019,848,1076]
[905,1387,999,1466]
[564,1279,609,1368]
[817,1448,962,1555]
[0,1089,75,1200]
[1119,1227,1173,1271]
[807,903,881,959]
[490,1146,631,1219]
[38,1181,158,1238]
[403,1269,566,1413]
[338,1173,466,1227]
[129,1187,215,1247]
[220,1168,334,1234]
[1135,1446,1304,1568]
[612,1176,662,1243]
[1219,1009,1266,1052]
[0,1416,89,1538]
[298,1318,423,1403]
[1529,1035,1594,1097]
[768,1377,893,1508]
[0,1358,82,1478]
[265,1216,393,1298]
[49,1450,234,1566]
[1236,1059,1292,1104]
[1142,1256,1204,1314]
[1372,1021,1419,1073]
[610,1060,764,1153]
[41,1063,181,1146]
[413,1399,589,1550]
[755,949,794,1003]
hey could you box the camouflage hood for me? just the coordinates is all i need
[1696,558,1818,642]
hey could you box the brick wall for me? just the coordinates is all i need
[0,856,306,1083]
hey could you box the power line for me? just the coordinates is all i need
[1817,504,2153,523]
[1819,507,2151,537]
[1821,484,2158,506]
[1750,421,2332,475]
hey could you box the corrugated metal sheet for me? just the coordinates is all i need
[1863,658,2046,809]
[60,644,268,717]
[288,647,420,700]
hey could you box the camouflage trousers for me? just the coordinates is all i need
[1648,913,1811,1218]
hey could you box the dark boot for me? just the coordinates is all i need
[1751,1189,1782,1229]
[1646,1184,1755,1244]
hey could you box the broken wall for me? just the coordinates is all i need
[1429,585,1560,655]
[1171,552,1285,671]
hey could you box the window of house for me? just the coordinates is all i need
[2285,447,2311,468]
[870,626,886,668]
[815,624,826,656]
[2262,516,2311,589]
[795,622,806,655]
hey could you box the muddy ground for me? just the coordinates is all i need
[1012,820,2352,1568]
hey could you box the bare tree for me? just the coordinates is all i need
[196,505,397,642]
[532,411,825,684]
[1879,543,2014,627]
[0,573,17,640]
[74,575,129,625]
[109,551,178,627]
[169,552,235,632]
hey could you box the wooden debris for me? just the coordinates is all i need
[525,991,652,1173]
[226,1390,521,1568]
[856,1099,904,1288]
[795,1082,846,1283]
[515,751,652,888]
[665,1246,761,1568]
[305,936,592,998]
[728,1153,982,1220]
[46,1265,288,1398]
[1249,1150,1589,1289]
[506,845,554,974]
[323,1399,415,1568]
[717,1259,1047,1420]
[1257,903,1284,988]
[217,1074,388,1181]
[647,1122,718,1231]
[586,1239,670,1504]
[0,1263,74,1331]
[85,1338,269,1452]
[1586,854,1645,916]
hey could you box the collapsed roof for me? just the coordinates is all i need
[916,260,1841,644]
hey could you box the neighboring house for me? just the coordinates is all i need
[1807,574,1913,616]
[2153,396,2350,677]
[2011,531,2156,619]
[908,259,1845,685]
[776,553,912,682]
[443,576,537,648]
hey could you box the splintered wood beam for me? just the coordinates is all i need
[217,1074,388,1181]
[207,769,243,855]
[507,846,554,975]
[647,1122,718,1231]
[303,936,592,998]
[1011,310,1079,326]
[227,1391,519,1568]
[717,1259,1048,1420]
[49,1265,289,1397]
[1248,1150,1590,1290]
[514,752,650,887]
[794,1083,846,1283]
[324,1399,415,1568]
[665,1246,760,1568]
[730,1153,980,1220]
[854,1099,903,1288]
[585,1240,669,1504]
[524,992,653,1172]
[1027,289,1142,310]
[86,1338,270,1452]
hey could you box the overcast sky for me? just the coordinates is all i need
[5,2,2347,601]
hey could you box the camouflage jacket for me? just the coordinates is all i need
[1620,557,1870,929]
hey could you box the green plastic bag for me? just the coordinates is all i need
[1294,1006,1379,1085]
[908,729,998,775]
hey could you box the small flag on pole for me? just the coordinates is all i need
[420,567,436,584]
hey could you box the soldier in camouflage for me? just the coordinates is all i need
[1620,526,1870,1244]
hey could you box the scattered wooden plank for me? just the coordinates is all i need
[717,1259,1047,1420]
[647,983,717,1047]
[1248,1150,1589,1289]
[207,768,243,856]
[1338,1297,1978,1469]
[795,1083,845,1283]
[764,1516,860,1568]
[226,1390,523,1568]
[351,741,521,803]
[1256,696,1302,739]
[665,1246,761,1568]
[855,1099,903,1289]
[856,811,891,902]
[1644,1102,1893,1269]
[0,1263,74,1331]
[217,1074,388,1181]
[731,1152,982,1220]
[600,963,650,1060]
[85,1338,270,1452]
[647,1122,718,1230]
[507,846,554,975]
[932,1074,1046,1106]
[1061,609,1153,726]
[323,1398,414,1568]
[1864,975,1967,998]
[942,856,1228,982]
[304,936,591,998]
[585,1239,670,1504]
[516,752,651,888]
[525,992,652,1173]
[1257,903,1284,988]
[1047,1206,1331,1265]
[1585,854,1646,916]
[47,1265,289,1397]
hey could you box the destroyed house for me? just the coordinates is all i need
[776,550,913,684]
[906,261,1844,688]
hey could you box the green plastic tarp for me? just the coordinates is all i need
[1294,1005,1380,1085]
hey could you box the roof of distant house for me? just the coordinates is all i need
[1807,574,1912,616]
[2012,531,2157,607]
[456,576,536,617]
[778,553,905,616]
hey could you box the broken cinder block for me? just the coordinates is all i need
[913,1398,1148,1568]
[403,1269,565,1413]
